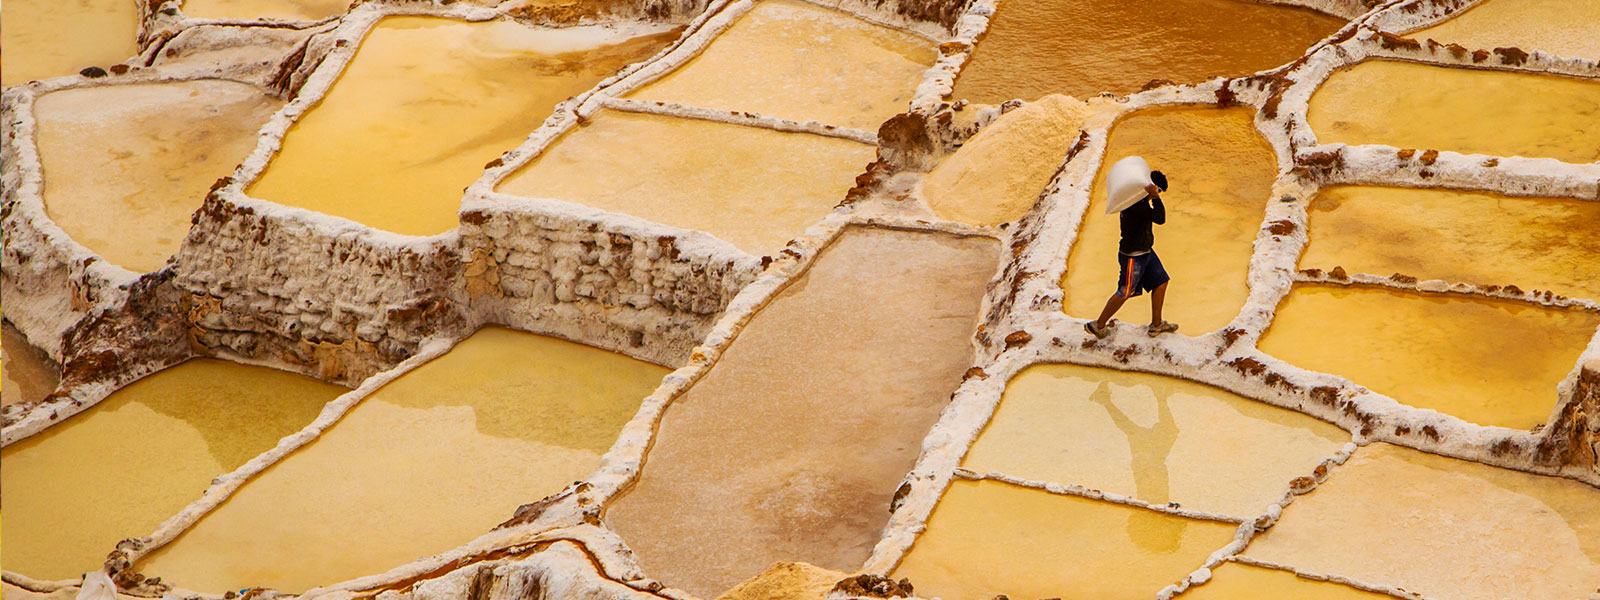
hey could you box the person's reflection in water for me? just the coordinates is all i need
[1086,380,1184,553]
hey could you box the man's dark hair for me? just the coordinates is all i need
[1151,170,1169,191]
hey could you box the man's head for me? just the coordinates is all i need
[1151,170,1168,192]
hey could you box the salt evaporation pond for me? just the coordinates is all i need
[138,327,668,592]
[1245,443,1600,600]
[893,479,1238,600]
[1,360,345,580]
[1061,106,1273,335]
[34,81,283,273]
[1,323,58,408]
[1308,60,1600,164]
[950,0,1343,103]
[1302,186,1600,301]
[625,0,935,131]
[1259,285,1600,430]
[247,17,681,236]
[180,0,358,21]
[0,0,140,86]
[498,110,874,254]
[1405,0,1600,61]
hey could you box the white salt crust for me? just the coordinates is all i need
[5,0,1599,599]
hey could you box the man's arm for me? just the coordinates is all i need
[1144,183,1166,225]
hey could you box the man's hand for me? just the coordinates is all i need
[1144,183,1162,197]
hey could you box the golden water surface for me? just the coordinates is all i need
[0,360,344,580]
[1406,0,1600,61]
[964,364,1348,517]
[626,0,934,130]
[1062,106,1275,335]
[498,110,875,255]
[1,322,58,407]
[247,18,680,236]
[951,0,1344,103]
[1246,443,1600,600]
[605,229,996,598]
[139,327,668,593]
[1302,186,1600,301]
[181,0,352,21]
[0,0,141,86]
[1308,60,1600,163]
[35,81,283,273]
[1184,563,1395,599]
[1259,285,1600,429]
[893,480,1236,600]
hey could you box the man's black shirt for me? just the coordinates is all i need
[1118,195,1166,254]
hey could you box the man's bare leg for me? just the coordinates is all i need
[1095,294,1128,329]
[1149,282,1168,325]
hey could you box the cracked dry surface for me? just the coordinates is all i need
[4,0,1600,599]
[606,228,997,598]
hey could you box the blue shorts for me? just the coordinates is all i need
[1115,251,1170,299]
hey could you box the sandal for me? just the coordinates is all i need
[1147,321,1179,337]
[1085,319,1114,339]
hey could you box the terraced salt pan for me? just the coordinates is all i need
[0,0,140,86]
[1405,0,1600,61]
[139,327,669,593]
[2,322,59,407]
[1258,285,1600,430]
[1308,60,1600,164]
[624,0,934,131]
[922,95,1093,226]
[0,360,344,581]
[893,480,1237,600]
[498,111,875,254]
[1181,563,1393,600]
[34,81,283,273]
[604,228,996,598]
[1245,443,1600,600]
[248,17,680,236]
[1302,186,1600,301]
[949,0,1344,104]
[963,364,1348,518]
[180,0,353,21]
[1061,106,1273,335]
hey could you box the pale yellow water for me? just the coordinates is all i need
[34,81,283,273]
[625,0,934,131]
[0,360,344,581]
[140,327,669,593]
[1302,186,1600,301]
[922,95,1093,226]
[892,480,1237,600]
[1308,60,1600,164]
[1406,0,1600,61]
[498,111,875,254]
[1,322,59,407]
[1258,285,1600,429]
[951,0,1344,104]
[606,228,997,598]
[247,18,681,236]
[964,364,1348,518]
[0,0,141,86]
[181,0,352,21]
[1061,106,1275,335]
[1245,443,1600,600]
[1183,563,1395,600]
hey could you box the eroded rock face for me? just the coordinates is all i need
[605,227,998,598]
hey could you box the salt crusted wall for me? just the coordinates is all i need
[459,201,761,368]
[172,192,468,387]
